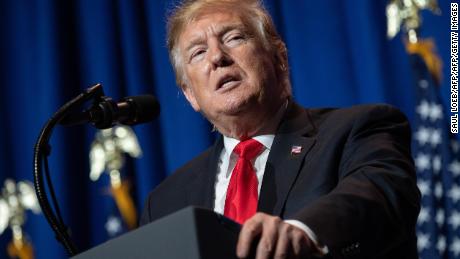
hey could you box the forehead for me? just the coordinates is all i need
[178,11,246,48]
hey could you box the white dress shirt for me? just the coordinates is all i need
[214,135,272,214]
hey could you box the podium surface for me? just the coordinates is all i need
[72,206,241,259]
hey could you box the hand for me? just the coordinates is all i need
[236,212,319,259]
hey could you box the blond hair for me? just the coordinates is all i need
[167,0,290,93]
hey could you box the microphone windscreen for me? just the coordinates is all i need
[123,95,160,125]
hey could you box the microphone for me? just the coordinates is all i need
[60,95,160,129]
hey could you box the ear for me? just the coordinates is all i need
[182,85,201,112]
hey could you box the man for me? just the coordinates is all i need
[140,0,420,258]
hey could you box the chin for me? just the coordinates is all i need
[220,100,254,116]
[217,105,245,116]
[221,91,260,112]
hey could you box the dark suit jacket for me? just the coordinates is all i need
[140,102,420,259]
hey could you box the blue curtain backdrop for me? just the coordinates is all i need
[0,0,449,258]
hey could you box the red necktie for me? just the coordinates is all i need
[224,139,264,224]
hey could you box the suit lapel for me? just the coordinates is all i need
[184,102,317,215]
[258,102,317,216]
[269,134,315,216]
[186,137,223,210]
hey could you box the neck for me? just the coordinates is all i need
[216,98,289,140]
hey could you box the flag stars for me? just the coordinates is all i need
[430,129,442,147]
[417,180,431,197]
[415,128,442,147]
[415,153,431,172]
[436,236,446,254]
[449,160,460,176]
[429,104,443,121]
[415,127,430,146]
[448,211,460,229]
[417,100,431,121]
[417,206,430,224]
[416,100,443,121]
[417,232,431,252]
[450,237,460,257]
[448,185,460,203]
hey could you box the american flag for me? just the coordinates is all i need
[411,52,460,258]
[291,145,302,155]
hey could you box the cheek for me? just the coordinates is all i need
[246,55,275,85]
[186,65,211,87]
[242,46,273,74]
[183,71,200,92]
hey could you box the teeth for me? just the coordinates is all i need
[223,79,233,84]
[218,75,240,90]
[222,79,236,88]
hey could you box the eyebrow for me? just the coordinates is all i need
[184,24,248,53]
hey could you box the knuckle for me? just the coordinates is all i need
[280,222,293,233]
[287,224,297,233]
[267,217,281,231]
[292,230,305,241]
[244,224,259,236]
[272,216,282,225]
[254,212,267,219]
[260,239,273,253]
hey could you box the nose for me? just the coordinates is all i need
[208,41,233,69]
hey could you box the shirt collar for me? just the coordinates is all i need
[223,135,275,156]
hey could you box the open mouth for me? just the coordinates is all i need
[216,74,242,91]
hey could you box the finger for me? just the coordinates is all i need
[255,216,281,259]
[237,215,264,258]
[274,223,292,259]
[290,229,308,256]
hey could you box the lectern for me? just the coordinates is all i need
[72,206,241,259]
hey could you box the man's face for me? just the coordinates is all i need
[178,10,282,126]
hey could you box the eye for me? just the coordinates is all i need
[228,35,243,41]
[225,34,245,46]
[190,49,206,62]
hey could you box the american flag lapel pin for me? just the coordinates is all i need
[291,145,302,155]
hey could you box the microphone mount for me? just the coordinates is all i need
[33,84,158,256]
[60,91,160,129]
[60,95,120,129]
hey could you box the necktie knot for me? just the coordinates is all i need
[234,139,264,160]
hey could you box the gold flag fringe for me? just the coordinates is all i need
[111,180,137,230]
[405,39,443,86]
[7,238,34,259]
